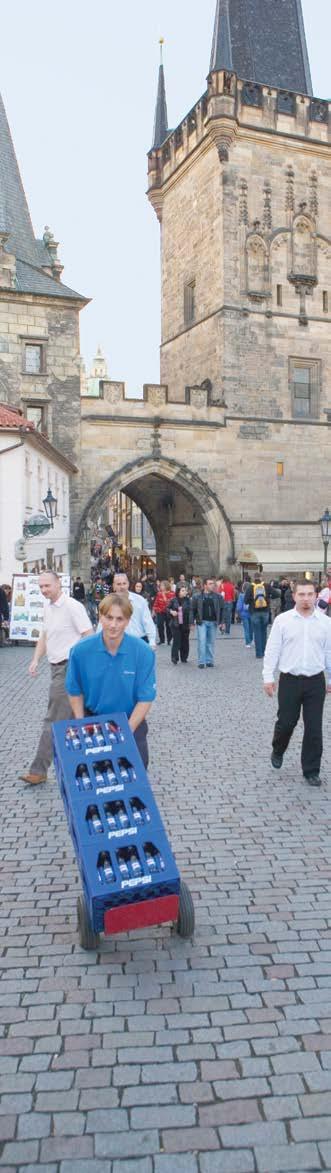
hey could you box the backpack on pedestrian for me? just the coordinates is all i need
[252,581,267,610]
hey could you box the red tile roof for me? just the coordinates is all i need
[0,402,35,430]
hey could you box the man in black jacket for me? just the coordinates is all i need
[244,575,270,659]
[192,577,223,668]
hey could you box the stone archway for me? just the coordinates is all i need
[73,455,234,581]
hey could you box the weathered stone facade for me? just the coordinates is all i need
[0,293,83,469]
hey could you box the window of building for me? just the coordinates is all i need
[277,284,283,307]
[290,358,320,419]
[323,290,328,313]
[276,462,284,477]
[25,403,48,434]
[184,280,195,326]
[24,343,45,374]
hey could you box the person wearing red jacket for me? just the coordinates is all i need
[153,581,175,645]
[219,576,236,635]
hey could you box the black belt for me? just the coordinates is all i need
[51,659,68,666]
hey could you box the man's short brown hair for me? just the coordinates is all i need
[294,579,316,591]
[99,593,133,620]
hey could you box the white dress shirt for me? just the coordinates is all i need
[42,594,91,664]
[126,591,156,648]
[263,607,331,685]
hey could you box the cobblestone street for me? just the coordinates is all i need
[1,631,331,1172]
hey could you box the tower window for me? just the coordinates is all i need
[277,285,283,307]
[323,291,328,313]
[184,280,195,326]
[290,358,320,419]
[23,342,46,374]
[277,462,284,478]
[25,403,48,435]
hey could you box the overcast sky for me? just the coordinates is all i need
[1,0,330,394]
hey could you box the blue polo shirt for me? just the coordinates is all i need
[65,632,156,716]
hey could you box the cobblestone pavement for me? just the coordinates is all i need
[1,630,331,1173]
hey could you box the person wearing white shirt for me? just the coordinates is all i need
[112,572,156,649]
[263,579,331,787]
[19,571,92,786]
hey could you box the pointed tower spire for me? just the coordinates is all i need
[152,39,169,150]
[210,0,233,73]
[209,0,312,95]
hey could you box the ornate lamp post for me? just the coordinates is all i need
[320,508,331,577]
[42,488,57,529]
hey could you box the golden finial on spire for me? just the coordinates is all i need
[159,37,164,63]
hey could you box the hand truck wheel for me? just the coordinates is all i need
[77,895,100,951]
[176,880,195,939]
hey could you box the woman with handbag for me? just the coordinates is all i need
[167,585,191,665]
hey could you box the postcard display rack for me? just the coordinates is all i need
[10,574,70,642]
[52,713,195,949]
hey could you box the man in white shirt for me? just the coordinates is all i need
[263,579,331,787]
[19,571,92,786]
[112,572,156,650]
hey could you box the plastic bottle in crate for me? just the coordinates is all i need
[76,764,92,792]
[93,724,105,747]
[66,726,81,750]
[144,843,165,873]
[98,851,115,884]
[128,848,143,878]
[104,803,117,831]
[105,720,124,743]
[86,805,103,834]
[83,725,94,748]
[130,798,150,825]
[113,801,129,829]
[93,763,105,786]
[104,761,116,784]
[118,758,133,783]
[117,850,130,880]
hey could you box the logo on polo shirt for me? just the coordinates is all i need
[123,670,135,675]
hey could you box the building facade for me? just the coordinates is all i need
[144,0,331,574]
[0,404,76,582]
[0,91,87,546]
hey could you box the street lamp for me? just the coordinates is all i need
[320,508,331,576]
[43,487,57,529]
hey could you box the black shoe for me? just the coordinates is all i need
[171,660,178,666]
[304,773,321,787]
[271,751,283,769]
[206,663,214,668]
[198,664,205,669]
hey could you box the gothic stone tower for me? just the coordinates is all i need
[147,1,331,431]
[0,91,87,478]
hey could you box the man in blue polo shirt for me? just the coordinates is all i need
[65,593,156,767]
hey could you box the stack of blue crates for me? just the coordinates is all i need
[52,713,180,933]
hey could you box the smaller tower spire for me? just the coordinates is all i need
[210,0,233,73]
[152,39,169,150]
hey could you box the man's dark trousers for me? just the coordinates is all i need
[272,671,326,777]
[251,611,269,658]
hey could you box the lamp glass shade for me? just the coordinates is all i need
[43,488,57,524]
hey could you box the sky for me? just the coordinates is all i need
[1,0,330,395]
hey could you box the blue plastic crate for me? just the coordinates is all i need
[72,827,180,933]
[52,712,180,933]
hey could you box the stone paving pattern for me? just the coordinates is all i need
[1,630,331,1172]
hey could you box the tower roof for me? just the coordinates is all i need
[0,91,86,300]
[210,0,313,96]
[152,42,169,150]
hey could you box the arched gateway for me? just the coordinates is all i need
[73,383,234,580]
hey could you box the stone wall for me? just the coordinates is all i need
[0,292,82,469]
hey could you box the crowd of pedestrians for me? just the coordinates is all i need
[10,559,331,791]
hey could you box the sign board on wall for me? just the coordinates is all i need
[9,574,70,643]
